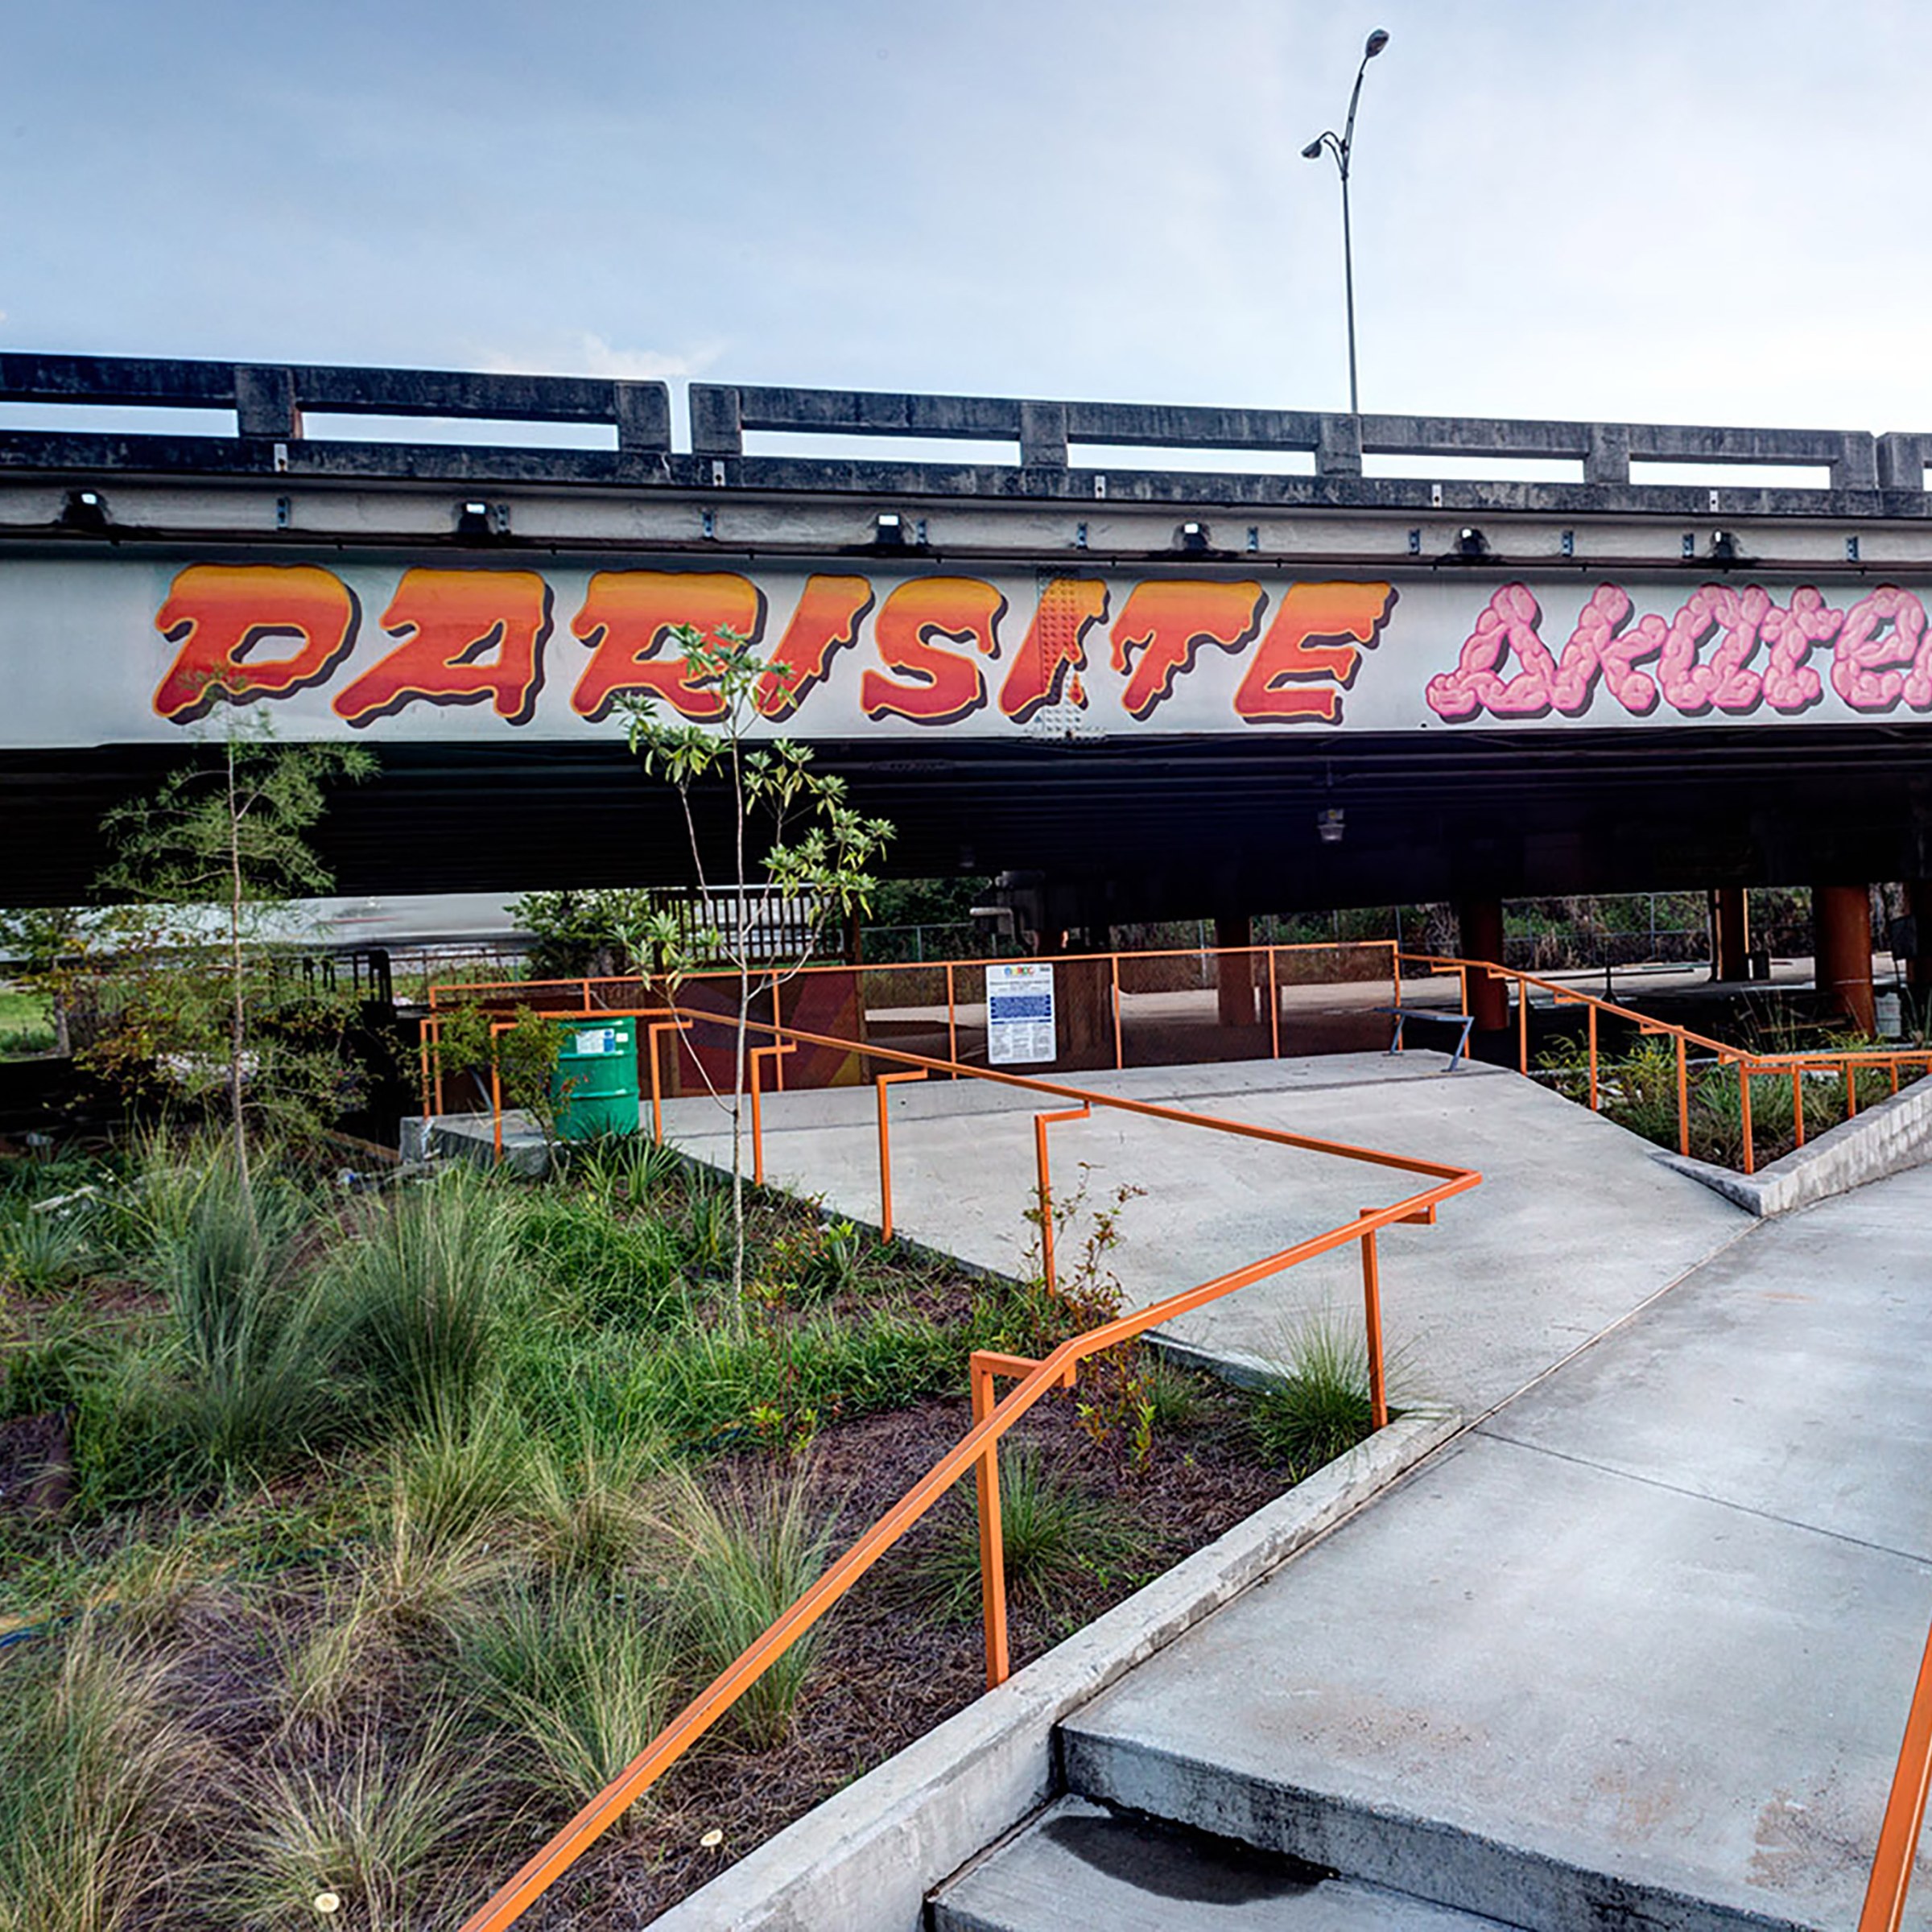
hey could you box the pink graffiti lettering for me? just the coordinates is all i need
[1831,586,1932,712]
[1426,580,1932,722]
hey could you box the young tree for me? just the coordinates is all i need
[89,715,375,1185]
[0,906,89,1057]
[622,625,893,1298]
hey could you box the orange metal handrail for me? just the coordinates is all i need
[1398,952,1932,1177]
[449,1009,1478,1932]
[1860,1618,1932,1932]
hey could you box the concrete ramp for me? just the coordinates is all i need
[659,1051,1748,1414]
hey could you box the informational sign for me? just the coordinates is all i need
[7,555,1932,747]
[986,961,1055,1066]
[575,1028,620,1055]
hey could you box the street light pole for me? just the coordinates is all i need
[1302,27,1389,419]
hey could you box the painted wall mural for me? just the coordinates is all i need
[0,556,1928,749]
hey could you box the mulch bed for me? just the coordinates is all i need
[525,1376,1286,1928]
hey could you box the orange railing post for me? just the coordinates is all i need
[1032,1103,1092,1297]
[1676,1034,1690,1157]
[1358,1210,1389,1431]
[874,1068,928,1241]
[969,1354,1009,1690]
[746,1042,795,1188]
[1269,945,1281,1060]
[1517,971,1530,1075]
[1847,1058,1860,1120]
[1859,1619,1932,1932]
[1740,1062,1757,1175]
[1792,1065,1806,1149]
[1587,1005,1600,1113]
[642,1018,692,1143]
[946,962,959,1071]
[1111,952,1124,1071]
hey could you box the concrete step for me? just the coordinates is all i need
[1055,1726,1827,1932]
[930,1796,1529,1932]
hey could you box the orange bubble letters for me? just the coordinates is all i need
[570,572,766,721]
[1109,580,1265,720]
[331,569,552,726]
[860,577,1005,725]
[998,578,1108,723]
[152,564,359,721]
[1232,581,1396,724]
[753,576,877,720]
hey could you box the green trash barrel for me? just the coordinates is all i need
[551,1017,640,1139]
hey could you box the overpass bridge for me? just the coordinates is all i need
[6,351,1932,1017]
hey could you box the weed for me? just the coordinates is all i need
[1251,1315,1376,1480]
[0,1198,99,1294]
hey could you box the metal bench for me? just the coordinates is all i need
[1374,1005,1476,1069]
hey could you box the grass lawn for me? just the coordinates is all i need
[0,987,55,1057]
[0,1129,1371,1930]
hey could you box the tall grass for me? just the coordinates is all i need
[911,1447,1137,1623]
[658,1462,840,1746]
[455,1574,679,1814]
[229,1707,494,1931]
[1251,1315,1376,1479]
[326,1175,523,1430]
[0,1624,205,1932]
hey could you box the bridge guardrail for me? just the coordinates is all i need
[2,351,1918,506]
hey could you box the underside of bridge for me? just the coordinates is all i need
[4,723,1928,921]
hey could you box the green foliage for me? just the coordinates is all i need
[510,887,654,980]
[80,720,374,1160]
[455,1572,678,1814]
[515,1191,686,1331]
[912,1447,1139,1623]
[0,1624,205,1932]
[1250,1315,1375,1480]
[658,1461,839,1747]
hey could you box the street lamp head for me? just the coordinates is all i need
[1364,27,1389,57]
[1300,138,1326,160]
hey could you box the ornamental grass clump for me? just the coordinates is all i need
[1251,1315,1377,1480]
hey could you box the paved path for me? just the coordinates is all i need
[656,1051,1748,1414]
[1038,1161,1932,1929]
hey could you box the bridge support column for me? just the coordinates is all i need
[1813,884,1876,1034]
[1214,913,1257,1026]
[1708,887,1752,982]
[1905,881,1932,1020]
[1455,897,1511,1032]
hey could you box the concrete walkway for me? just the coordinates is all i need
[655,1051,1748,1414]
[945,1159,1932,1931]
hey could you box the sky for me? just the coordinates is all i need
[3,0,1930,444]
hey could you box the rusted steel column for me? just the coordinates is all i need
[1709,886,1752,982]
[1214,912,1257,1026]
[1814,884,1876,1034]
[1456,897,1511,1032]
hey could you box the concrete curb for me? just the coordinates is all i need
[646,1406,1461,1932]
[1654,1071,1932,1216]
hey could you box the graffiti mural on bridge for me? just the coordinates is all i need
[2,558,1930,747]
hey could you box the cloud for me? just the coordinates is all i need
[480,332,725,383]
